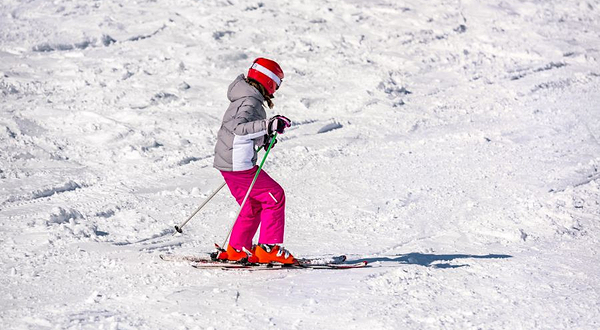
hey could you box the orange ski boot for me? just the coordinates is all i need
[216,244,253,262]
[254,244,297,265]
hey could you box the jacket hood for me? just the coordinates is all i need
[227,74,264,103]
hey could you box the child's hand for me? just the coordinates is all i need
[268,115,291,134]
[262,134,277,149]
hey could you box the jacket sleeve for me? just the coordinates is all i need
[226,102,267,139]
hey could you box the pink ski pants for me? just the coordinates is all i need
[221,166,286,251]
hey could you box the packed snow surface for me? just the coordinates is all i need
[1,0,600,329]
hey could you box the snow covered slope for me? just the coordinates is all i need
[1,0,599,329]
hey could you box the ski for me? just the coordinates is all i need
[159,254,212,263]
[159,253,367,270]
[297,255,347,265]
[159,253,347,265]
[191,260,369,271]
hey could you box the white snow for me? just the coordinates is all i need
[1,0,600,329]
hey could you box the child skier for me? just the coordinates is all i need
[213,58,295,264]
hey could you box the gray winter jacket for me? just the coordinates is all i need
[213,74,268,172]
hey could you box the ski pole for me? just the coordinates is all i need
[173,147,265,234]
[174,182,227,234]
[220,133,278,248]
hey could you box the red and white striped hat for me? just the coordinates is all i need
[247,58,284,96]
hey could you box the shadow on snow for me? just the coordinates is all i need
[356,253,512,269]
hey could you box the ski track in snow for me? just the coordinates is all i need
[1,0,600,329]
